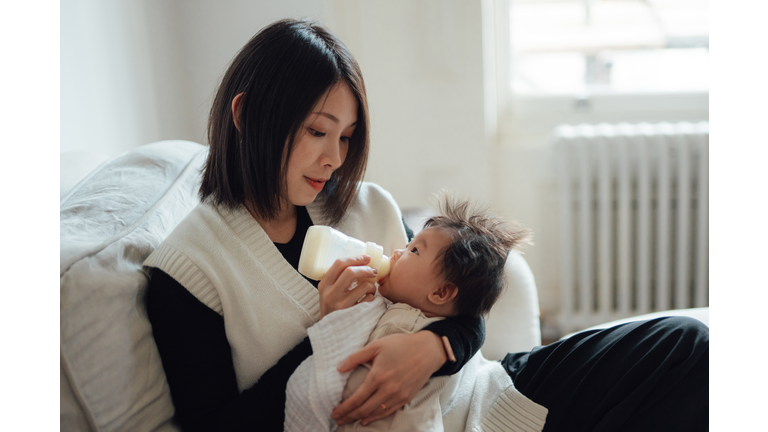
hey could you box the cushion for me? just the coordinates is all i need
[60,140,207,431]
[483,251,542,359]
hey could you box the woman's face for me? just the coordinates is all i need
[284,82,358,208]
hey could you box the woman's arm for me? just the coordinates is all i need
[146,269,311,431]
[423,314,485,376]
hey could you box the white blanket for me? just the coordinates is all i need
[284,296,549,432]
[285,296,388,432]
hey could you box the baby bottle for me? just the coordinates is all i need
[298,226,391,281]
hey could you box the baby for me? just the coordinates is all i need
[336,196,532,431]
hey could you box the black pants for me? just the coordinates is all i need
[501,316,708,432]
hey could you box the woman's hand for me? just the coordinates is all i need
[332,330,447,426]
[318,255,378,318]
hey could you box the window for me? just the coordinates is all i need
[508,0,708,96]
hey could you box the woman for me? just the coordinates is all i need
[146,18,708,432]
[144,19,483,431]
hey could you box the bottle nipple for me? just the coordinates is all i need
[378,255,391,280]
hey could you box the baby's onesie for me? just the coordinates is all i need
[338,303,449,432]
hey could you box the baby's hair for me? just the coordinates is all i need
[424,194,532,318]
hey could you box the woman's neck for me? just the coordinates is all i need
[246,201,298,244]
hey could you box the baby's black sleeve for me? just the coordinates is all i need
[422,315,486,376]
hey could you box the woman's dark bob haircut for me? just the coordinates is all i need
[200,19,369,224]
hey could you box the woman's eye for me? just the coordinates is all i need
[309,128,325,137]
[340,136,350,143]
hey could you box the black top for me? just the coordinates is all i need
[146,206,485,431]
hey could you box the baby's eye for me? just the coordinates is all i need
[309,128,325,137]
[410,246,419,255]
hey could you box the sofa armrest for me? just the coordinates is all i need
[60,150,110,201]
[61,141,206,432]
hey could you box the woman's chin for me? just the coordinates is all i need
[290,191,320,207]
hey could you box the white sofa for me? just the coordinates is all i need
[59,141,543,431]
[60,141,709,431]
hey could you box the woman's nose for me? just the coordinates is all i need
[322,141,344,169]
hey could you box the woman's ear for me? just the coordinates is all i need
[429,283,458,306]
[231,93,245,132]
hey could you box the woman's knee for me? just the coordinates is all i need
[651,316,709,351]
[657,315,708,335]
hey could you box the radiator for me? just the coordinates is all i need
[554,122,708,334]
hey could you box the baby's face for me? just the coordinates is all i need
[377,227,452,309]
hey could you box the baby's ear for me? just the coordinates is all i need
[429,283,458,306]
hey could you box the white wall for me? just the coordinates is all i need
[163,0,326,146]
[62,0,162,156]
[62,0,495,206]
[324,0,493,208]
[61,0,324,157]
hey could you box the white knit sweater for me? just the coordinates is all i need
[144,182,547,432]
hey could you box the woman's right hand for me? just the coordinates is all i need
[317,255,378,318]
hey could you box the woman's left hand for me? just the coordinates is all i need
[331,330,447,426]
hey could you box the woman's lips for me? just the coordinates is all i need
[305,177,327,191]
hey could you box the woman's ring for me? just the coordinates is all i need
[348,280,359,291]
[381,403,387,410]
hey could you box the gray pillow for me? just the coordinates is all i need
[60,140,206,431]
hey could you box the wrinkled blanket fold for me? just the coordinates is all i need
[285,297,387,432]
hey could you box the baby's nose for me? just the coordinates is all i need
[392,249,404,259]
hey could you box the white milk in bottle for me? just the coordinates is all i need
[298,226,391,281]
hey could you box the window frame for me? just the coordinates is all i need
[491,0,709,125]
